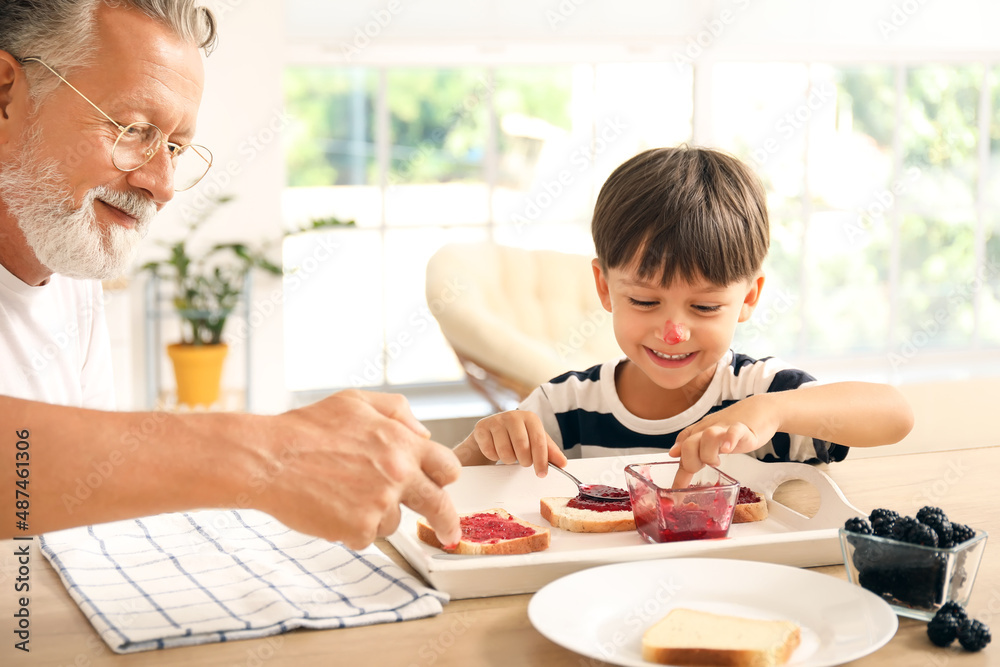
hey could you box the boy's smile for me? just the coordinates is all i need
[646,347,697,368]
[593,258,764,418]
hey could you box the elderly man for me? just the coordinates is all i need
[0,0,461,549]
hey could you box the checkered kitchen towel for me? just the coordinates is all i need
[39,509,448,653]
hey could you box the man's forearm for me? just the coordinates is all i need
[1,395,268,537]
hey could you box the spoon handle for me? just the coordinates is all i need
[547,462,585,489]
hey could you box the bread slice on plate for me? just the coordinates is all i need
[539,497,635,533]
[733,486,769,524]
[642,608,800,667]
[416,508,550,555]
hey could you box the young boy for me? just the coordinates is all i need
[453,146,914,487]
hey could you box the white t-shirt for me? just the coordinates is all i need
[0,261,116,409]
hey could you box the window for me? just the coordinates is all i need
[282,59,999,394]
[715,63,999,376]
[281,63,693,392]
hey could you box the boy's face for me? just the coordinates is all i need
[592,259,764,394]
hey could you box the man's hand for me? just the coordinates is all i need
[668,394,777,488]
[456,410,567,477]
[254,390,462,550]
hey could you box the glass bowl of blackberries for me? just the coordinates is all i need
[838,506,988,621]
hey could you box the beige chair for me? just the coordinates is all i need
[426,241,621,411]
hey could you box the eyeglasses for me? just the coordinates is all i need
[18,56,212,191]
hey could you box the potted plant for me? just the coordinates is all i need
[140,196,282,407]
[140,198,356,407]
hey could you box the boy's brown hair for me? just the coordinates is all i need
[592,145,769,286]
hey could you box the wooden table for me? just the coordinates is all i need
[3,447,998,666]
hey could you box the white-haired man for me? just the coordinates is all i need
[0,0,461,549]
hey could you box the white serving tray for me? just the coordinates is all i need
[386,453,864,599]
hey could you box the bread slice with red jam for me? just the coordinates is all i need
[733,486,768,524]
[417,508,550,555]
[540,496,636,533]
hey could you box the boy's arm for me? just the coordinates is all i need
[762,381,914,447]
[670,382,913,486]
[0,391,462,549]
[453,433,494,466]
[454,410,568,474]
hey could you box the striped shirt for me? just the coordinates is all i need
[519,350,848,464]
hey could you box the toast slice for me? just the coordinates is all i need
[733,486,768,524]
[540,497,635,533]
[642,608,800,667]
[416,508,550,555]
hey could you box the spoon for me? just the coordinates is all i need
[547,462,630,502]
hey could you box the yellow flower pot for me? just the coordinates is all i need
[166,343,229,407]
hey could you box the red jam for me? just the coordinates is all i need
[567,494,632,512]
[737,486,761,504]
[459,513,535,544]
[631,482,733,543]
[579,484,630,500]
[566,484,632,512]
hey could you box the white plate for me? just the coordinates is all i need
[528,558,897,667]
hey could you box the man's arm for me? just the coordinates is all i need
[1,390,462,550]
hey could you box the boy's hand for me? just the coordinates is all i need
[668,394,778,488]
[466,411,568,477]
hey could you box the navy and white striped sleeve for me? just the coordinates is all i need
[727,354,849,464]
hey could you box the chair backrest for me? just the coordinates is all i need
[426,242,621,394]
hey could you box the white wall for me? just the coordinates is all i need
[285,0,1000,62]
[128,0,287,413]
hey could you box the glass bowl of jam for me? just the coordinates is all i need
[624,462,740,544]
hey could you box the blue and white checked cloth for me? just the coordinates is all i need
[39,509,448,653]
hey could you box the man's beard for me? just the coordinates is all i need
[0,125,156,281]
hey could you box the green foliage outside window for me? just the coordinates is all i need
[284,66,577,188]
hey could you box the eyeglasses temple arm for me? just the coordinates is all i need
[18,56,126,131]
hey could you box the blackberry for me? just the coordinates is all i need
[905,523,939,548]
[927,612,961,647]
[923,517,954,548]
[937,601,969,622]
[917,506,948,524]
[849,536,886,573]
[844,517,872,534]
[952,523,976,545]
[858,567,897,597]
[957,619,991,652]
[891,516,919,542]
[906,553,949,607]
[869,508,899,537]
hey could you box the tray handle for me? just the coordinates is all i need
[723,455,865,527]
